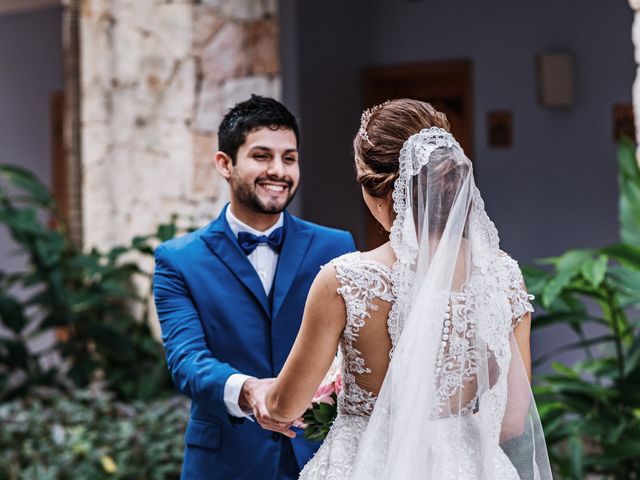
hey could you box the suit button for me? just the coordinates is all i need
[271,433,280,441]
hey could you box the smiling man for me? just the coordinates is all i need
[153,95,355,480]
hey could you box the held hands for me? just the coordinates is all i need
[239,378,297,438]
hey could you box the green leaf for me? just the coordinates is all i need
[557,249,595,273]
[601,243,640,271]
[624,334,640,376]
[536,401,568,419]
[578,357,621,380]
[619,137,640,245]
[601,440,640,461]
[130,236,154,255]
[531,312,605,331]
[156,222,178,243]
[0,164,53,207]
[543,374,614,399]
[521,265,550,298]
[546,292,588,314]
[84,325,135,362]
[107,246,129,262]
[606,267,640,306]
[312,402,336,425]
[542,269,576,307]
[580,254,608,288]
[618,136,638,178]
[621,189,640,246]
[533,335,616,368]
[0,293,28,334]
[0,207,43,237]
[568,435,584,479]
[604,420,628,444]
[0,339,31,370]
[551,362,580,378]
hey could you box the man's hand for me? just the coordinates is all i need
[239,378,297,438]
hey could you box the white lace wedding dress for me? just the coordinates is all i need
[300,251,533,480]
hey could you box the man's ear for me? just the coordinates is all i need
[213,151,233,180]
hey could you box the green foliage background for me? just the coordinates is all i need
[0,389,187,479]
[524,138,640,479]
[0,165,188,478]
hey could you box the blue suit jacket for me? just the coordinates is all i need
[153,206,355,479]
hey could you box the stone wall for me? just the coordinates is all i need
[79,0,280,250]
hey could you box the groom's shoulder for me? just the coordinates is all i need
[155,224,209,258]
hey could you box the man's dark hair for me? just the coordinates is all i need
[218,94,300,163]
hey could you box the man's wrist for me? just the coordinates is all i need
[224,374,255,418]
[238,377,257,413]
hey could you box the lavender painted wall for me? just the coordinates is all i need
[281,0,634,369]
[0,7,63,271]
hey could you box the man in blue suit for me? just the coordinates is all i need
[154,95,355,479]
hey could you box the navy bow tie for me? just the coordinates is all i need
[237,227,284,255]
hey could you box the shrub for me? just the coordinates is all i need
[0,164,180,402]
[526,138,640,479]
[0,388,188,479]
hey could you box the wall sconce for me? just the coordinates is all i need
[487,111,513,149]
[536,52,575,109]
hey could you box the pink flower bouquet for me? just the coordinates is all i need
[302,356,342,442]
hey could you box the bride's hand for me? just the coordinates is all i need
[239,378,297,438]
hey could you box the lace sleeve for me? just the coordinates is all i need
[505,258,534,328]
[331,253,394,317]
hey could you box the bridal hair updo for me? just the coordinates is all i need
[354,99,450,199]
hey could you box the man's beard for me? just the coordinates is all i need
[231,174,297,214]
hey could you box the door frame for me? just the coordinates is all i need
[360,59,474,249]
[362,58,474,158]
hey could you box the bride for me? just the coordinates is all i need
[265,99,553,479]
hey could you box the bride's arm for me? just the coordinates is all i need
[513,311,532,382]
[500,311,533,442]
[266,265,346,423]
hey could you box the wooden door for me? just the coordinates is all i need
[361,59,473,249]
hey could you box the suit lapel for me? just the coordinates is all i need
[272,212,314,320]
[199,206,270,317]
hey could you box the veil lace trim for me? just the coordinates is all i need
[387,127,462,355]
[350,125,551,479]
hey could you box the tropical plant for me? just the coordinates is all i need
[0,387,188,479]
[0,164,180,402]
[524,137,640,479]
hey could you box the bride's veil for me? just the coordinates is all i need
[351,127,553,479]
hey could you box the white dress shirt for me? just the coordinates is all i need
[223,207,284,418]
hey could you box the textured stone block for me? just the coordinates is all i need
[192,132,222,197]
[195,74,280,132]
[155,4,193,59]
[193,6,225,50]
[201,22,246,83]
[201,0,271,21]
[79,0,281,252]
[246,19,279,75]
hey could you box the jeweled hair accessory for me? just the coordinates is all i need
[358,101,390,146]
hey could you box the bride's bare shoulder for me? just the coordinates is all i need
[309,261,343,302]
[303,263,347,327]
[359,241,395,270]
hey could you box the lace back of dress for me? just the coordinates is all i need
[331,252,395,417]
